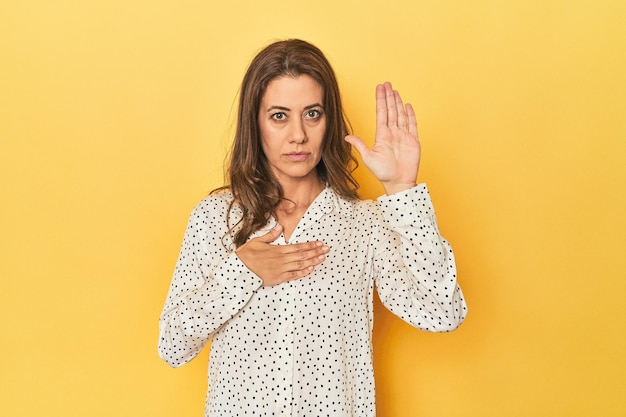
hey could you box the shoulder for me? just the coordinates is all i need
[328,188,381,222]
[188,190,239,222]
[195,190,233,210]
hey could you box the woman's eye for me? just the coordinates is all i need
[271,112,287,121]
[305,109,322,120]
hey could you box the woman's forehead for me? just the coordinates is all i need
[261,75,324,106]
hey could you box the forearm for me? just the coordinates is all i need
[158,253,263,367]
[375,184,467,331]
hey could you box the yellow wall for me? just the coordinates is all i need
[1,0,625,416]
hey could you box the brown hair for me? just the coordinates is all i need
[215,39,359,248]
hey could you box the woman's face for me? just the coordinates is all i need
[258,74,326,186]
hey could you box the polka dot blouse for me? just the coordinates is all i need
[158,184,467,417]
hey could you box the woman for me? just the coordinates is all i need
[158,39,467,417]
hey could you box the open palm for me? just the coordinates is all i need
[345,82,421,195]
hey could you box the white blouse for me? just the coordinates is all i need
[158,184,467,417]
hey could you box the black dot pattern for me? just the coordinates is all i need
[158,184,467,417]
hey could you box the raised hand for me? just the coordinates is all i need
[345,82,421,195]
[235,224,330,286]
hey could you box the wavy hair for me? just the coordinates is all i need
[215,39,359,248]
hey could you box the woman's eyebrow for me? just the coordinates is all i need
[266,103,323,112]
[267,105,290,112]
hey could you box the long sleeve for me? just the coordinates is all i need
[158,187,466,416]
[158,196,263,367]
[373,184,467,331]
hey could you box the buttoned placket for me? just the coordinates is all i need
[274,280,296,417]
[271,189,335,417]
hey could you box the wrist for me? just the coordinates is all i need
[382,182,417,195]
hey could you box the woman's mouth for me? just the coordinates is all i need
[285,152,310,162]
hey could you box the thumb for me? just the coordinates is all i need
[345,135,370,159]
[256,224,283,243]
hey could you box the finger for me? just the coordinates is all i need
[395,90,407,130]
[280,243,329,265]
[267,242,329,285]
[283,254,326,275]
[277,241,328,265]
[283,249,327,275]
[345,134,371,159]
[375,83,387,129]
[264,264,315,286]
[256,224,283,243]
[384,82,398,126]
[276,239,324,253]
[283,266,315,282]
[406,103,418,139]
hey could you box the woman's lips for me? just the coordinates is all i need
[285,152,310,162]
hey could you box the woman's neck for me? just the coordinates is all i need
[275,176,325,242]
[278,176,325,211]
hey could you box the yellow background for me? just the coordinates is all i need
[1,0,625,416]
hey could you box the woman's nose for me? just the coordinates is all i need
[289,119,308,143]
